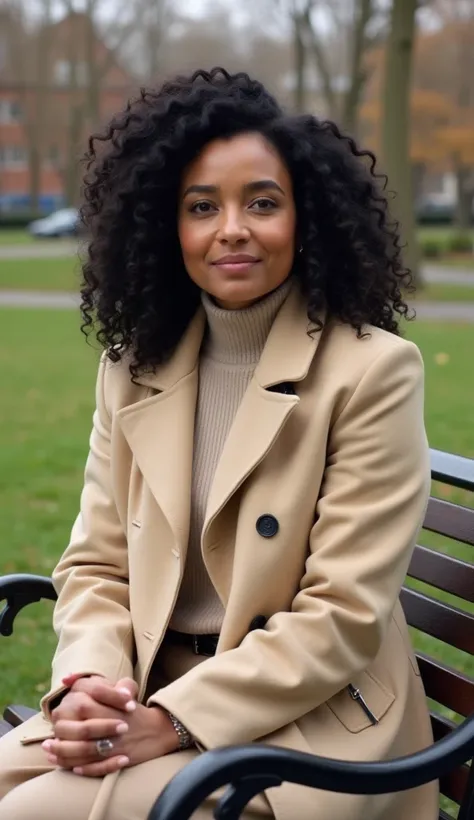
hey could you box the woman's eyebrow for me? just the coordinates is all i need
[182,179,285,197]
[244,179,285,195]
[183,184,217,197]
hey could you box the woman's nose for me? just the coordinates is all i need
[217,209,250,243]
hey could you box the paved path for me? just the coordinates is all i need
[0,290,80,308]
[422,265,474,285]
[1,289,474,322]
[0,241,80,259]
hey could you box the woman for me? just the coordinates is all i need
[0,68,437,820]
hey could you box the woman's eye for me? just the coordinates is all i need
[189,201,215,215]
[250,198,277,212]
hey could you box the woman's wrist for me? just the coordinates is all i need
[165,711,195,750]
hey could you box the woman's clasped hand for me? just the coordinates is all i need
[41,675,180,777]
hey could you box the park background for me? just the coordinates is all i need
[0,2,473,815]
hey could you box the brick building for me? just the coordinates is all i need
[0,10,134,213]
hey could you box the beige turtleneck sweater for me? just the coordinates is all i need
[169,278,292,635]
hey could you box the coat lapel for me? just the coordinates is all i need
[117,283,324,556]
[203,284,324,544]
[117,310,205,553]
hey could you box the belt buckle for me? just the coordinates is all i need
[192,635,200,655]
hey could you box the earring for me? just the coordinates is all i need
[298,244,303,253]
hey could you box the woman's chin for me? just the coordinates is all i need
[211,282,263,310]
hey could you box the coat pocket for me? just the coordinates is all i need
[326,670,395,733]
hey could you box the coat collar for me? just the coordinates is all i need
[133,281,321,393]
[132,308,207,391]
[117,281,325,566]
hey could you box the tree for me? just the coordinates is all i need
[413,0,474,229]
[3,0,55,211]
[296,0,381,131]
[381,0,420,283]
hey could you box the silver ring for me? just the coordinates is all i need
[95,738,114,758]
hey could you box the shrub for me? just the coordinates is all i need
[420,238,443,259]
[447,233,473,254]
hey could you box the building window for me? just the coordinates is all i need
[0,145,28,168]
[54,59,88,86]
[0,100,24,123]
[48,144,61,166]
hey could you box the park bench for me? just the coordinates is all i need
[1,447,474,820]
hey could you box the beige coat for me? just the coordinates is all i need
[27,284,437,819]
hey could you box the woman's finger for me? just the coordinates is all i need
[73,755,130,778]
[42,738,99,763]
[54,718,129,741]
[71,678,136,713]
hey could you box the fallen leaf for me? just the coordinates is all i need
[434,352,450,365]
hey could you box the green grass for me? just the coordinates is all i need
[418,226,474,244]
[0,257,82,291]
[412,283,474,302]
[1,256,474,301]
[0,230,36,246]
[0,310,98,705]
[0,313,473,723]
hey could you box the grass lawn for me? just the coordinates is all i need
[418,226,474,244]
[0,230,36,246]
[0,257,82,292]
[412,283,474,302]
[1,256,474,302]
[0,312,473,717]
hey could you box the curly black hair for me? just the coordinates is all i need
[80,67,413,379]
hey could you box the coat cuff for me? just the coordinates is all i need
[148,687,222,750]
[41,671,106,720]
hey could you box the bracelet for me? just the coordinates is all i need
[167,711,194,750]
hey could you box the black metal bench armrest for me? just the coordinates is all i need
[148,712,474,820]
[0,574,57,637]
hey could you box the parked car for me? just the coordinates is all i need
[28,208,81,238]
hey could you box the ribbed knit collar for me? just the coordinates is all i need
[201,277,293,365]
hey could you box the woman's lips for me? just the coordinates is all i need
[212,259,261,274]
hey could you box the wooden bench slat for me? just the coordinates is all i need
[430,448,474,493]
[417,654,474,717]
[3,704,39,728]
[440,765,469,806]
[400,587,474,654]
[0,720,13,738]
[408,545,474,602]
[430,714,470,805]
[424,498,474,547]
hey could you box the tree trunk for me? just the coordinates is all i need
[29,0,53,211]
[341,0,372,134]
[381,0,421,285]
[28,139,41,213]
[293,13,306,113]
[303,4,337,119]
[64,105,83,205]
[63,19,83,206]
[85,5,100,126]
[454,162,473,231]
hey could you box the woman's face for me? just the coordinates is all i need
[178,132,297,309]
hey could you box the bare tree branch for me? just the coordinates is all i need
[342,0,373,131]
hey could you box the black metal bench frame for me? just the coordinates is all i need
[1,448,474,820]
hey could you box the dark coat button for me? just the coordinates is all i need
[256,514,279,538]
[248,615,267,632]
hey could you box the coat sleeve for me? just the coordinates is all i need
[150,340,430,747]
[41,354,134,719]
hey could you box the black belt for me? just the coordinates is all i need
[166,629,219,657]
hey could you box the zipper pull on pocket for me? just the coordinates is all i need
[348,684,379,726]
